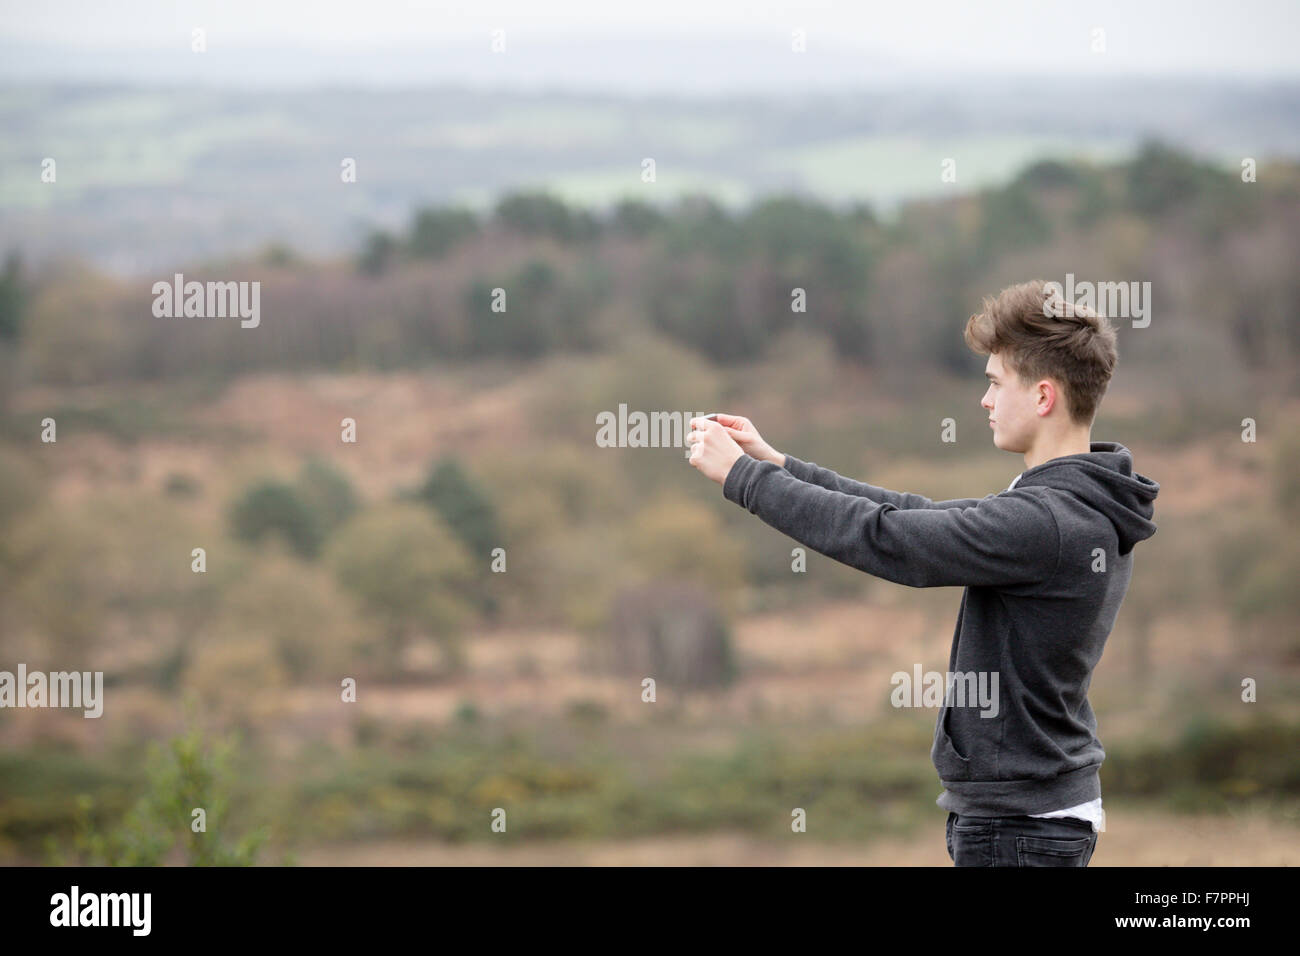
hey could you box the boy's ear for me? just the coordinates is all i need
[1038,379,1060,415]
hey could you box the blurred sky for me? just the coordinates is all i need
[1,0,1298,93]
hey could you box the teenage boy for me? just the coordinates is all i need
[687,279,1159,866]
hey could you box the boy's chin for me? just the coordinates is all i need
[992,432,1024,453]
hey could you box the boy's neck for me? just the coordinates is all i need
[1023,429,1094,471]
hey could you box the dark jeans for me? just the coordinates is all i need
[946,811,1098,866]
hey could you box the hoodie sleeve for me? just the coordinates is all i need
[782,453,985,510]
[726,455,1061,588]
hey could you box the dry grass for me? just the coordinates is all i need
[296,805,1299,866]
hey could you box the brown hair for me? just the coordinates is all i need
[964,279,1118,426]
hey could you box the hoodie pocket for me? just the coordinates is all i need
[932,721,972,781]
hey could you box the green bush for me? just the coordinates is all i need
[46,727,268,866]
[418,457,501,565]
[228,480,323,559]
[296,458,359,536]
[1104,715,1300,800]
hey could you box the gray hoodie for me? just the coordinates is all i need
[721,441,1159,816]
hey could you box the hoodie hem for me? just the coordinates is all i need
[935,764,1101,817]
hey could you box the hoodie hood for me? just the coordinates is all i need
[1011,441,1159,555]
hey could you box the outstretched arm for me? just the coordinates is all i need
[694,412,985,509]
[723,455,1060,589]
[781,453,986,510]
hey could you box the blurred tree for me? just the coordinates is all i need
[6,491,221,670]
[357,230,398,276]
[0,251,25,344]
[494,191,599,241]
[651,193,740,265]
[182,634,289,717]
[1126,140,1221,215]
[623,493,748,602]
[408,206,479,259]
[647,255,746,361]
[7,146,1296,404]
[745,196,874,359]
[325,503,478,677]
[417,457,501,561]
[418,457,502,618]
[228,480,323,559]
[925,235,985,375]
[296,458,359,538]
[609,198,665,237]
[1071,168,1113,227]
[196,556,367,684]
[462,258,601,358]
[1013,158,1082,191]
[975,181,1053,256]
[16,267,133,385]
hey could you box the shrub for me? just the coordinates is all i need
[228,480,323,559]
[296,458,359,536]
[325,503,478,677]
[46,726,268,866]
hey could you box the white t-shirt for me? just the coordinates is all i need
[1006,471,1105,834]
[1029,798,1106,832]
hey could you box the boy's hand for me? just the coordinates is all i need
[706,413,785,467]
[687,417,746,486]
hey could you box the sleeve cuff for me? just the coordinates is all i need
[723,454,780,506]
[780,453,808,480]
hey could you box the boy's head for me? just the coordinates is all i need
[964,279,1118,454]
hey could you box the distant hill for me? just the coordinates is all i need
[1,78,1298,273]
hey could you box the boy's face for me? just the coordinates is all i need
[981,352,1042,453]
